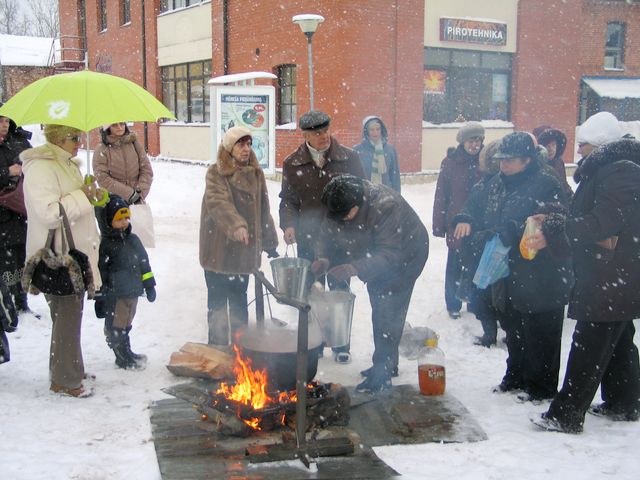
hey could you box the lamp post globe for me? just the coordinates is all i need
[292,14,325,111]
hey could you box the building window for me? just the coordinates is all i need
[161,60,211,123]
[121,0,131,25]
[98,0,107,31]
[423,48,511,123]
[160,0,201,13]
[276,64,297,125]
[604,22,625,70]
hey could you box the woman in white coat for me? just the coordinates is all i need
[20,124,104,398]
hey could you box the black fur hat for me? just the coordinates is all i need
[321,175,364,219]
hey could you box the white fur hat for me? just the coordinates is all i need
[576,112,622,147]
[222,126,252,152]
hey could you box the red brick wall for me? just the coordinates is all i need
[58,0,162,155]
[221,0,424,170]
[512,0,583,157]
[581,0,640,76]
[2,66,54,102]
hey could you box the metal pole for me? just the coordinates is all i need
[295,308,309,453]
[306,35,314,111]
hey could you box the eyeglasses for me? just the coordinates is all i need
[110,122,126,127]
[66,135,82,143]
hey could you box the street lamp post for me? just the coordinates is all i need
[292,14,325,111]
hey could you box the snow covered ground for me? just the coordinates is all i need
[1,151,639,479]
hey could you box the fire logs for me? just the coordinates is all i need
[200,382,350,437]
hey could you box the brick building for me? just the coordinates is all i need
[57,0,640,170]
[0,34,55,104]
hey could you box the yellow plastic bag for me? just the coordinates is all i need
[519,217,540,260]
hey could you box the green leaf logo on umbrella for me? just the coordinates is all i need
[48,100,71,120]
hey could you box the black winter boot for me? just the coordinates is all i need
[125,327,147,364]
[106,328,144,370]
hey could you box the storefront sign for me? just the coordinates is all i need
[440,18,507,46]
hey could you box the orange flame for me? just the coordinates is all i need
[216,344,297,430]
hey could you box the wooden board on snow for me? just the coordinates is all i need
[166,342,234,380]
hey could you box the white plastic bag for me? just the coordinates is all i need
[130,202,155,248]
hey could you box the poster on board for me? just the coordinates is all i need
[211,86,275,173]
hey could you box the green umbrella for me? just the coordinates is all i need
[0,69,175,131]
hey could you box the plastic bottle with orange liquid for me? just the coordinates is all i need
[417,338,446,396]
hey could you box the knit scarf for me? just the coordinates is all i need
[369,139,387,185]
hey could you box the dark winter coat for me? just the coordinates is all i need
[316,181,429,289]
[96,207,155,299]
[0,119,31,246]
[562,138,640,322]
[279,137,364,258]
[455,156,572,313]
[352,116,401,192]
[432,144,482,250]
[199,145,277,274]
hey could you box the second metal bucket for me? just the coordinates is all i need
[308,290,355,348]
[270,257,311,302]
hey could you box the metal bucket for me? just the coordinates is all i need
[270,257,311,302]
[308,290,355,348]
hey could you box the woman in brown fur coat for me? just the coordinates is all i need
[199,126,278,345]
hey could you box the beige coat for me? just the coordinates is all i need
[20,143,102,290]
[92,132,153,201]
[199,145,278,274]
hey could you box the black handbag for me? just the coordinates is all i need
[22,203,95,299]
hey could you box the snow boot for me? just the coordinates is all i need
[125,326,147,364]
[106,328,144,370]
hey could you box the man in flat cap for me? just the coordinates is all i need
[279,110,364,364]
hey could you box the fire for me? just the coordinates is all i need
[216,344,296,430]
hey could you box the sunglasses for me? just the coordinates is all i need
[66,135,82,143]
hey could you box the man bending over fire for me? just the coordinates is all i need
[311,175,429,393]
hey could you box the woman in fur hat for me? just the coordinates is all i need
[92,122,153,205]
[199,126,278,345]
[20,124,105,398]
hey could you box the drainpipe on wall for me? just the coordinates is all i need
[223,0,229,74]
[141,0,149,149]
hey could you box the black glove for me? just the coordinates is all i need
[265,249,280,259]
[128,189,141,205]
[146,287,156,302]
[310,258,330,275]
[328,264,358,282]
[94,294,107,319]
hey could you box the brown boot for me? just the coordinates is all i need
[50,383,94,398]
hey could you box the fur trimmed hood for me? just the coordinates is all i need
[574,138,640,183]
[215,144,260,176]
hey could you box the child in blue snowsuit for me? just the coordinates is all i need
[95,195,156,370]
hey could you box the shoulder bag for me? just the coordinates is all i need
[22,203,95,298]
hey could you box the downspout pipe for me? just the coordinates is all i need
[223,0,229,74]
[141,0,148,149]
